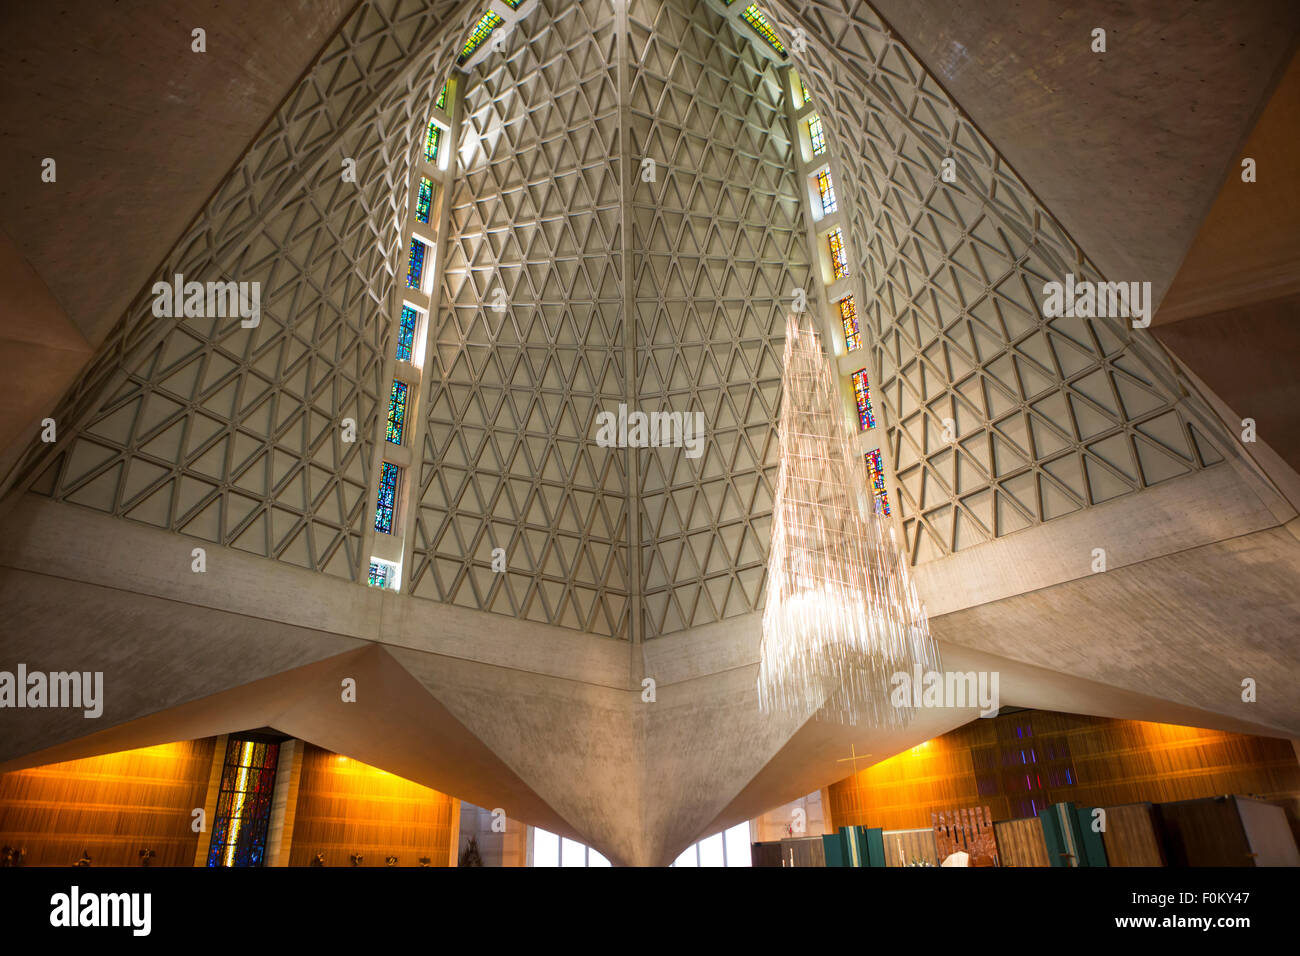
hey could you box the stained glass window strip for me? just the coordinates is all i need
[808,115,826,156]
[396,306,420,363]
[741,5,786,55]
[852,368,876,430]
[368,558,398,590]
[839,295,861,352]
[865,448,891,516]
[828,227,849,279]
[435,82,448,110]
[503,0,523,7]
[816,169,837,214]
[206,738,280,868]
[386,381,409,445]
[406,238,427,290]
[799,77,812,107]
[375,462,401,534]
[415,177,434,224]
[457,11,503,65]
[424,121,441,163]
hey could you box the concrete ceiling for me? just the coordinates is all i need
[1148,49,1300,477]
[1155,46,1300,325]
[0,0,358,346]
[858,0,1300,308]
[2,0,1299,866]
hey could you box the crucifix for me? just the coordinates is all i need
[836,743,873,777]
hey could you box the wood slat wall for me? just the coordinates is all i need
[882,828,939,867]
[0,739,215,867]
[994,818,1051,867]
[287,746,454,867]
[1156,797,1253,866]
[829,711,1300,832]
[1101,803,1165,866]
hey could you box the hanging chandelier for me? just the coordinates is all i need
[758,314,938,728]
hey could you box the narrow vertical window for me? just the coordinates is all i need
[808,115,826,156]
[828,227,849,280]
[741,5,787,55]
[415,177,434,224]
[396,305,420,363]
[865,449,890,516]
[206,738,280,868]
[424,121,441,164]
[839,295,861,352]
[799,77,811,107]
[375,463,401,534]
[852,368,876,430]
[386,381,409,445]
[406,238,427,290]
[816,169,837,214]
[435,82,448,111]
[457,11,504,65]
[368,558,399,590]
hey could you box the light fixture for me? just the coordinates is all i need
[758,314,938,727]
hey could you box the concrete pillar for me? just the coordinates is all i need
[264,739,303,867]
[192,734,228,867]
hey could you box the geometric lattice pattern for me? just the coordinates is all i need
[630,0,812,637]
[11,0,1234,641]
[13,0,490,580]
[407,0,814,638]
[778,0,1228,563]
[410,0,630,636]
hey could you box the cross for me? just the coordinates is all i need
[836,743,873,777]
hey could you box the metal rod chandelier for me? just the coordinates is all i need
[758,314,938,727]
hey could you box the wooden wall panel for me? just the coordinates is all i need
[0,739,215,867]
[830,711,1300,833]
[829,722,1002,831]
[995,818,1051,867]
[1156,797,1253,866]
[752,837,825,867]
[288,746,454,867]
[1101,803,1165,866]
[883,828,939,867]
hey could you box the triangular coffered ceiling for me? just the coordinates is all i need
[1,0,1298,865]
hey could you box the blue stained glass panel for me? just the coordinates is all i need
[396,306,419,363]
[375,462,401,534]
[406,238,427,290]
[368,559,397,589]
[386,381,409,445]
[415,178,433,224]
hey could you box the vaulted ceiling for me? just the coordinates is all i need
[1,0,1297,865]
